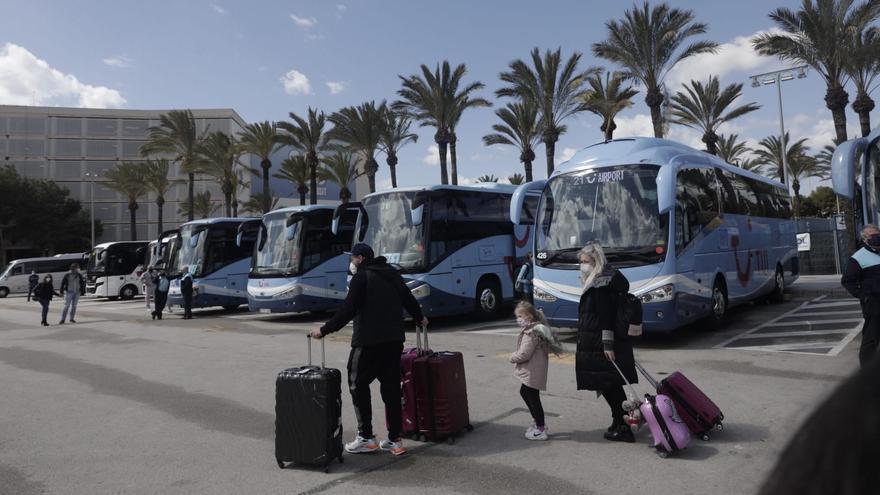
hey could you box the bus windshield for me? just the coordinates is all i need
[87,248,107,274]
[176,226,207,276]
[253,214,303,276]
[537,165,668,267]
[361,192,426,271]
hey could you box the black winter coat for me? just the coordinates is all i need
[320,256,424,347]
[180,275,193,295]
[33,281,59,301]
[575,268,638,391]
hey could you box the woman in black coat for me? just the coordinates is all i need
[33,274,61,326]
[574,242,638,442]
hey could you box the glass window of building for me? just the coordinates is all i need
[53,160,83,179]
[54,117,82,137]
[86,118,118,137]
[94,203,119,221]
[86,140,119,158]
[198,119,229,135]
[7,139,46,156]
[52,139,83,157]
[93,183,120,201]
[122,141,147,158]
[63,182,85,200]
[18,160,47,178]
[85,160,117,176]
[121,119,149,137]
[8,117,47,135]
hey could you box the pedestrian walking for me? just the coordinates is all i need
[33,274,60,326]
[27,270,38,302]
[153,271,170,320]
[309,243,428,457]
[841,224,880,368]
[573,242,638,442]
[510,301,564,441]
[515,252,534,303]
[59,263,86,324]
[141,267,156,310]
[180,266,193,320]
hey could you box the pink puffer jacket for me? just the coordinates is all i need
[510,324,550,391]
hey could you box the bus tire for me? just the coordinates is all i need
[708,278,727,328]
[119,285,138,300]
[0,287,8,298]
[769,266,785,303]
[475,278,502,320]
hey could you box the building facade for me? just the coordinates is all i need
[0,105,250,244]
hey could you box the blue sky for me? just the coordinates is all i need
[1,0,872,194]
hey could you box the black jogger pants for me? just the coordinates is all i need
[347,342,404,440]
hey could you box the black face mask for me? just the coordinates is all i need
[867,234,880,248]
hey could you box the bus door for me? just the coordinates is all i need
[510,180,545,279]
[233,220,262,298]
[675,167,722,313]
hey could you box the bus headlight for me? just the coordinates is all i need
[411,284,431,299]
[275,285,303,299]
[640,284,674,304]
[533,287,557,302]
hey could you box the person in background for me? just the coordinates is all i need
[574,242,638,443]
[141,267,156,310]
[515,252,534,303]
[59,263,86,325]
[27,270,39,302]
[841,224,880,368]
[153,271,170,320]
[180,266,193,320]
[33,274,60,326]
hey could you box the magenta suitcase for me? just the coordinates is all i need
[635,361,724,441]
[395,325,431,436]
[413,347,472,442]
[640,393,691,457]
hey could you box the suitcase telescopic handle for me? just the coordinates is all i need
[306,334,325,368]
[419,323,429,350]
[633,359,659,390]
[611,359,639,403]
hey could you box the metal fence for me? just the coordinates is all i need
[796,217,847,275]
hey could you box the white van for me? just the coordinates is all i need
[0,253,87,298]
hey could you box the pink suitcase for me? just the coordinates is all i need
[395,325,431,436]
[635,361,724,441]
[640,393,691,457]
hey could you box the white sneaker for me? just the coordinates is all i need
[345,435,379,454]
[525,426,549,441]
[379,438,407,456]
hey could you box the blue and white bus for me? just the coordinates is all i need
[335,183,532,318]
[511,137,798,332]
[831,126,880,231]
[166,217,260,311]
[247,205,357,313]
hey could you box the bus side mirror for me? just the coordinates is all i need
[832,138,867,200]
[332,202,364,235]
[510,180,546,224]
[657,165,676,214]
[411,205,424,226]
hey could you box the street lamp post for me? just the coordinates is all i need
[749,65,809,193]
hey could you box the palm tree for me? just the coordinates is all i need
[328,101,385,194]
[142,158,174,233]
[178,191,219,219]
[141,110,206,221]
[238,121,283,213]
[846,26,880,137]
[508,173,526,185]
[275,155,310,206]
[104,162,148,241]
[739,158,765,173]
[753,0,880,144]
[397,61,487,185]
[581,71,639,141]
[195,131,250,217]
[319,150,361,203]
[476,174,499,183]
[754,132,811,184]
[230,170,249,217]
[482,101,541,182]
[767,152,829,216]
[497,48,598,176]
[278,108,329,205]
[240,192,279,216]
[379,111,418,188]
[815,143,838,167]
[447,80,492,185]
[593,2,718,138]
[716,134,753,165]
[669,76,761,155]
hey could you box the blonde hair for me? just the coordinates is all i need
[515,301,546,324]
[578,242,607,288]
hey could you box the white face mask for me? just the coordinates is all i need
[580,262,593,275]
[349,262,358,275]
[516,317,531,329]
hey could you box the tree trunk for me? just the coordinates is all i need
[156,196,164,234]
[298,186,307,206]
[367,163,377,194]
[826,84,850,144]
[308,152,318,205]
[852,92,875,138]
[438,140,449,185]
[449,133,458,186]
[261,158,272,213]
[523,160,533,183]
[703,132,718,155]
[187,172,195,221]
[341,188,351,204]
[792,180,801,218]
[232,200,238,218]
[604,118,616,141]
[387,154,398,188]
[544,139,556,178]
[129,202,138,241]
[646,88,665,139]
[222,182,232,217]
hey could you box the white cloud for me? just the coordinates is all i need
[612,114,656,138]
[557,147,578,164]
[666,29,778,89]
[280,69,312,95]
[0,43,126,108]
[290,14,318,28]
[102,55,133,68]
[326,81,345,94]
[210,4,228,14]
[423,144,440,165]
[378,178,393,191]
[337,4,347,11]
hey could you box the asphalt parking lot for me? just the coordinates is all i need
[0,276,860,495]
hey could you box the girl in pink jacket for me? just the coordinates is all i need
[510,301,563,441]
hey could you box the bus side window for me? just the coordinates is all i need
[676,168,719,249]
[11,264,23,276]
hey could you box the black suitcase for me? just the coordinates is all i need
[275,336,344,472]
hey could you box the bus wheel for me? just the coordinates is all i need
[475,279,501,320]
[709,279,727,328]
[0,287,8,298]
[770,267,785,303]
[119,285,137,300]
[222,304,239,312]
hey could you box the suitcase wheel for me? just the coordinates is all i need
[466,424,474,432]
[656,450,669,459]
[715,423,724,432]
[339,456,344,464]
[276,459,285,469]
[700,433,710,442]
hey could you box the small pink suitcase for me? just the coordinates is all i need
[639,393,691,457]
[635,361,724,441]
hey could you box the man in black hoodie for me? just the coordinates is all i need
[310,243,427,457]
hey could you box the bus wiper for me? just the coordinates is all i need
[603,247,661,263]
[539,247,582,265]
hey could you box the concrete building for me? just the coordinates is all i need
[0,105,250,244]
